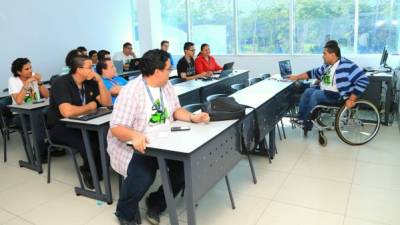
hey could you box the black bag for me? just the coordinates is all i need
[202,97,245,121]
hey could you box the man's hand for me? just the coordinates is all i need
[87,71,103,83]
[131,132,150,154]
[287,75,297,81]
[33,73,42,82]
[190,112,210,123]
[345,98,356,108]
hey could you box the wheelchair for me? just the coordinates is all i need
[308,99,381,146]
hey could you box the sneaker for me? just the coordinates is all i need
[145,198,160,225]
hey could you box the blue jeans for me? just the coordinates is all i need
[115,154,184,222]
[298,88,340,129]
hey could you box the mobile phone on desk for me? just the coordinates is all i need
[171,126,190,132]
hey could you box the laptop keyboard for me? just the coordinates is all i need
[69,107,112,121]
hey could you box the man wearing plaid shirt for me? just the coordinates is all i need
[107,49,210,225]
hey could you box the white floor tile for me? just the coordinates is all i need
[275,174,351,214]
[0,209,16,224]
[292,154,356,182]
[343,217,388,225]
[256,201,344,225]
[353,162,400,191]
[347,185,400,225]
[2,217,34,225]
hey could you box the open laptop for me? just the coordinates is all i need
[278,60,292,78]
[129,58,141,71]
[214,62,234,75]
[113,60,124,74]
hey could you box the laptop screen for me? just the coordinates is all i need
[278,60,292,78]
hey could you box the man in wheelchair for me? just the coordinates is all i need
[288,40,369,136]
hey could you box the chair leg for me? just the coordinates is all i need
[135,208,142,224]
[181,185,185,197]
[260,140,272,163]
[276,125,282,140]
[6,129,10,140]
[71,153,85,189]
[2,129,6,162]
[47,146,52,183]
[281,120,286,139]
[246,153,257,184]
[225,176,235,210]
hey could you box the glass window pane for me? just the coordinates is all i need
[131,0,140,54]
[294,0,355,54]
[190,0,234,55]
[358,0,400,54]
[238,0,290,54]
[160,0,188,55]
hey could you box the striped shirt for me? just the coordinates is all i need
[306,57,369,98]
[107,75,181,177]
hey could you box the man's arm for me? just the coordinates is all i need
[58,101,97,118]
[110,126,148,153]
[173,108,210,123]
[287,72,309,81]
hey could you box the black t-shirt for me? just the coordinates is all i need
[47,74,100,127]
[177,56,196,79]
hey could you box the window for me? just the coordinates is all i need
[160,0,188,55]
[237,0,290,54]
[131,0,140,54]
[294,0,355,54]
[358,0,400,54]
[190,0,234,54]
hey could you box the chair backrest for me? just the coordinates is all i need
[169,78,185,85]
[2,88,8,93]
[230,83,248,93]
[49,74,60,86]
[260,73,271,80]
[206,93,228,102]
[183,103,203,113]
[0,96,14,129]
[249,77,262,85]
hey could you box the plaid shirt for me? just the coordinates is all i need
[107,75,181,177]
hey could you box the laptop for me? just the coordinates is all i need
[214,62,234,75]
[69,107,112,121]
[113,60,124,74]
[278,60,292,78]
[129,58,141,71]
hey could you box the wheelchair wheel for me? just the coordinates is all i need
[318,131,327,146]
[335,100,380,145]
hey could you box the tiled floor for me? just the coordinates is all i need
[0,122,399,225]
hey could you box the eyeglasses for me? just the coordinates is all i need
[188,49,196,52]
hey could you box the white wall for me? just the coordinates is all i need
[0,0,134,90]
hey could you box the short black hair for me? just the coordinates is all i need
[324,40,341,58]
[200,43,209,51]
[97,49,111,62]
[65,49,82,67]
[70,55,91,74]
[89,50,97,57]
[77,46,87,52]
[140,49,169,77]
[96,59,111,75]
[161,40,169,47]
[11,58,31,77]
[123,42,132,48]
[184,42,194,51]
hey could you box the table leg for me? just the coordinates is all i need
[157,156,180,225]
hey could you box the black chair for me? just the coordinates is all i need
[49,74,60,86]
[230,83,248,93]
[169,78,185,85]
[260,73,271,80]
[183,103,203,113]
[249,77,262,85]
[206,93,228,102]
[0,96,28,162]
[2,88,8,93]
[40,108,84,187]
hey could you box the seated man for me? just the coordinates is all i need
[160,40,174,66]
[288,40,369,135]
[47,55,112,189]
[97,49,111,62]
[113,42,137,71]
[9,58,49,105]
[177,42,212,80]
[96,59,128,104]
[107,49,209,225]
[60,49,83,75]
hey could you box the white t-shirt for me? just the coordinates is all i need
[320,60,340,93]
[8,75,40,104]
[112,51,135,64]
[144,86,170,134]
